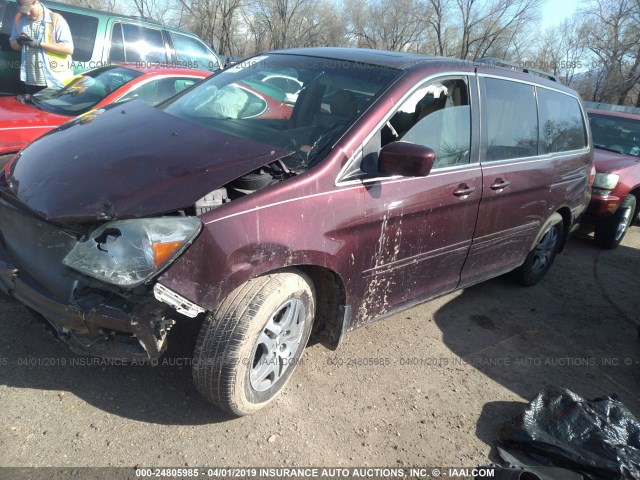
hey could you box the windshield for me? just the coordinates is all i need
[29,66,143,116]
[161,54,400,170]
[588,113,640,157]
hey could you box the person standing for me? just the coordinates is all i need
[9,0,74,94]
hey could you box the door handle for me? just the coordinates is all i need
[453,184,477,197]
[490,179,511,191]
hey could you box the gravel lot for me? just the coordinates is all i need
[1,225,639,471]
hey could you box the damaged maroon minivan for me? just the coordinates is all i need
[0,49,592,415]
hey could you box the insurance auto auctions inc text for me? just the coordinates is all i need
[255,468,495,478]
[135,467,496,479]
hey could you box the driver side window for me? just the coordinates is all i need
[381,77,471,169]
[349,76,471,181]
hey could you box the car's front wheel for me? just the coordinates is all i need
[513,213,563,286]
[594,194,637,249]
[192,270,315,416]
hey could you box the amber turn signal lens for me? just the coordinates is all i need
[153,241,184,267]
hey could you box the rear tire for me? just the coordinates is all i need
[594,194,636,249]
[192,270,315,416]
[513,213,563,286]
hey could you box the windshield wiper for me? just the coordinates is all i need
[276,159,293,176]
[20,94,43,109]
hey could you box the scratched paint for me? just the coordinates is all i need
[357,210,404,325]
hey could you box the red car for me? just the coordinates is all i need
[0,64,210,160]
[585,109,640,248]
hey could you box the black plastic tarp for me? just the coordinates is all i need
[496,386,640,480]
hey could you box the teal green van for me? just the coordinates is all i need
[0,0,223,94]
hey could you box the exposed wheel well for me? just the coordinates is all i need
[629,188,640,222]
[296,265,346,350]
[556,207,572,252]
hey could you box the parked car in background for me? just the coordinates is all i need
[0,64,209,162]
[0,48,592,416]
[0,0,223,95]
[585,109,640,248]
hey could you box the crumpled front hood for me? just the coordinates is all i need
[6,101,292,222]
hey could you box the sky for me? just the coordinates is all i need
[541,0,580,29]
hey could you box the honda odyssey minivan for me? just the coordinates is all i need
[0,48,593,415]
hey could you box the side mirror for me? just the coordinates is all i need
[378,141,436,177]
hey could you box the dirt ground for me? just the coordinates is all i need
[1,225,639,471]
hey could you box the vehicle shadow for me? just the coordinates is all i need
[0,302,234,425]
[475,400,526,462]
[432,232,640,451]
[1,233,638,427]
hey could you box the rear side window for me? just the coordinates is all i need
[538,88,587,153]
[483,78,538,161]
[262,76,301,94]
[170,32,220,70]
[51,10,98,62]
[111,23,167,63]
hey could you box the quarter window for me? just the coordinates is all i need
[170,32,220,70]
[538,88,587,153]
[483,78,538,161]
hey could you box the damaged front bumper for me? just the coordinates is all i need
[0,195,195,361]
[0,248,175,360]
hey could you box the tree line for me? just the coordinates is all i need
[63,0,640,107]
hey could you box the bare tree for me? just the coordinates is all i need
[310,2,347,47]
[61,0,119,12]
[455,0,542,60]
[242,8,271,53]
[175,0,244,55]
[426,0,450,56]
[245,0,313,50]
[128,0,177,23]
[580,0,640,105]
[533,17,585,85]
[341,0,541,58]
[345,0,429,51]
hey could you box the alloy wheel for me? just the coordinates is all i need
[250,299,306,392]
[531,226,559,276]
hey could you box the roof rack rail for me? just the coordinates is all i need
[126,15,163,25]
[477,57,557,82]
[47,0,164,24]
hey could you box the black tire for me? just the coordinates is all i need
[513,213,563,286]
[192,270,315,416]
[594,194,637,249]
